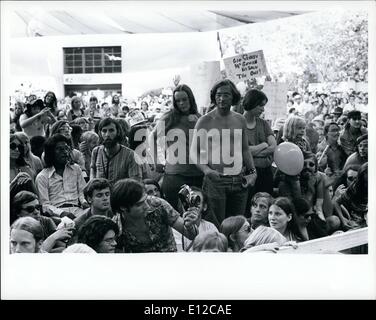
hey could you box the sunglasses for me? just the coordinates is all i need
[21,204,42,213]
[347,176,356,182]
[302,213,314,219]
[239,224,252,233]
[58,126,72,132]
[304,161,316,168]
[10,142,20,150]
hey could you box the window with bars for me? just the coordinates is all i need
[63,46,122,74]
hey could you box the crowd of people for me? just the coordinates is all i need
[9,78,368,254]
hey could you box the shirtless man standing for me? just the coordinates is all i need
[190,79,257,224]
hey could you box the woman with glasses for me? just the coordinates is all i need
[73,117,90,133]
[242,89,276,197]
[9,134,36,183]
[77,215,119,253]
[291,197,330,241]
[220,215,253,252]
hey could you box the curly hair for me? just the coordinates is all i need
[83,178,111,201]
[77,215,119,252]
[43,134,71,168]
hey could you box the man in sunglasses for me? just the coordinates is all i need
[35,134,89,220]
[299,152,325,221]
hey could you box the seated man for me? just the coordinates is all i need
[35,134,89,219]
[111,179,199,253]
[74,178,112,231]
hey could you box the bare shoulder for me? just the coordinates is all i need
[195,111,215,127]
[230,110,247,126]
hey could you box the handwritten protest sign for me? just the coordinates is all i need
[223,50,268,83]
[262,81,288,122]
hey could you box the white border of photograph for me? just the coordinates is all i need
[1,1,375,300]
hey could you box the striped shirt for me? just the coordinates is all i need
[91,145,142,184]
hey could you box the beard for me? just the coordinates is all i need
[103,139,117,149]
[300,168,313,180]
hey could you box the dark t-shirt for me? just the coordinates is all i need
[246,118,274,168]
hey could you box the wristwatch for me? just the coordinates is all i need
[248,168,257,175]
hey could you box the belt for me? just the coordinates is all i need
[58,203,81,209]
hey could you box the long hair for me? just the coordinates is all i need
[162,84,199,133]
[270,197,296,234]
[98,117,124,145]
[10,134,27,167]
[282,116,306,142]
[243,226,287,249]
[11,216,44,243]
[44,91,57,114]
[210,79,241,106]
[70,96,82,110]
[220,215,247,251]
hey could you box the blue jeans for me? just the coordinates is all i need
[202,174,248,225]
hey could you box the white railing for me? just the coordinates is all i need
[278,228,368,254]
